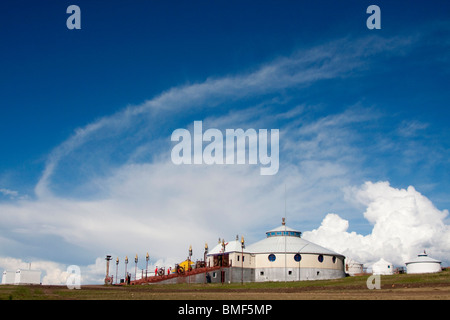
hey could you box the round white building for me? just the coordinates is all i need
[405,251,442,274]
[372,258,394,275]
[207,219,346,283]
[246,222,346,281]
[345,258,364,276]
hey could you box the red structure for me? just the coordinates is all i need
[118,265,221,285]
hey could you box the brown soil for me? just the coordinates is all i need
[2,272,449,300]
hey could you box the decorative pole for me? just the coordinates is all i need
[204,242,208,267]
[135,254,138,281]
[115,257,119,285]
[188,245,193,284]
[204,242,208,283]
[105,255,112,285]
[124,256,128,284]
[241,236,245,284]
[146,252,149,280]
[221,239,226,284]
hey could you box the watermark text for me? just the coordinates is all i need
[171,121,279,175]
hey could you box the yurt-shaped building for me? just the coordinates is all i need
[206,237,254,283]
[345,258,364,276]
[245,219,346,282]
[207,237,251,269]
[405,251,441,274]
[206,219,346,283]
[372,258,394,275]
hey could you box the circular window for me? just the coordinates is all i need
[332,256,336,263]
[268,254,276,262]
[318,255,324,263]
[294,253,302,262]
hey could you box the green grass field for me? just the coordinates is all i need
[1,269,449,300]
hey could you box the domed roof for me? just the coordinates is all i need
[265,225,302,238]
[405,251,441,264]
[246,222,344,257]
[208,239,249,255]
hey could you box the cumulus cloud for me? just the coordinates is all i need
[303,181,450,267]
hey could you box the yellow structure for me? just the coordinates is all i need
[173,259,194,273]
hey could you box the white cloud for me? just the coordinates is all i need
[33,35,413,200]
[397,120,429,137]
[303,181,450,267]
[0,188,18,198]
[0,188,27,200]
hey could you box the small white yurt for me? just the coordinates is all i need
[405,251,441,274]
[372,258,394,275]
[345,258,364,276]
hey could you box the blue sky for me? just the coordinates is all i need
[0,1,449,283]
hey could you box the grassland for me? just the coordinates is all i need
[1,269,449,300]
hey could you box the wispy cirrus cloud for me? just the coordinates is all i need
[34,35,414,200]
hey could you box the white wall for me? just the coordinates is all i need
[2,271,15,284]
[406,262,441,274]
[14,269,41,285]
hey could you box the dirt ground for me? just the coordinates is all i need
[69,283,450,300]
[1,271,449,300]
[3,281,449,300]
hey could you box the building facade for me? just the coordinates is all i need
[1,269,41,285]
[206,221,346,283]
